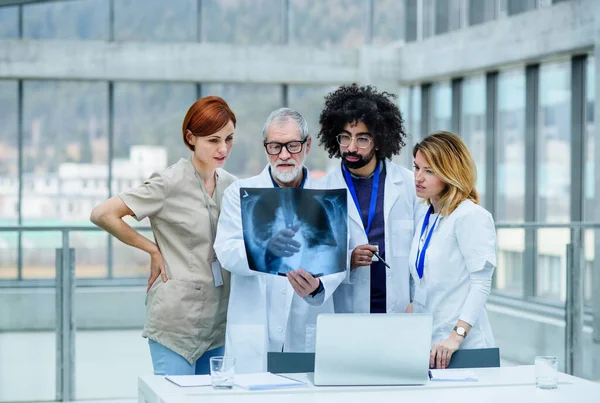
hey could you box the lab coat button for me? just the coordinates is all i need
[278,327,283,332]
[362,279,368,284]
[281,288,287,294]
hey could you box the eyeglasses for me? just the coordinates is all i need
[263,139,307,155]
[337,134,372,149]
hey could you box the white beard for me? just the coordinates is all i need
[272,163,302,184]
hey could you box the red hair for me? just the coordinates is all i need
[182,96,236,151]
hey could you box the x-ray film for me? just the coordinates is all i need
[240,187,347,277]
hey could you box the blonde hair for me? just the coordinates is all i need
[412,131,479,216]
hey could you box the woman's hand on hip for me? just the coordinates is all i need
[148,250,168,292]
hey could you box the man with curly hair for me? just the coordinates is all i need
[317,83,422,314]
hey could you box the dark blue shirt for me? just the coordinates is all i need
[345,162,387,313]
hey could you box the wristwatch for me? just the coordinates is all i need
[454,326,467,338]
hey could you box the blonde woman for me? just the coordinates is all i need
[408,131,496,369]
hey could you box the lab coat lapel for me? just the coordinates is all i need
[330,165,364,231]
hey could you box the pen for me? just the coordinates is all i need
[372,251,390,269]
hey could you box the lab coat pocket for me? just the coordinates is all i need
[147,279,206,335]
[390,219,414,257]
[305,324,317,352]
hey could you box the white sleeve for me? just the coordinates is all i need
[455,208,497,326]
[214,181,258,277]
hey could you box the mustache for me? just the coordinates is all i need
[275,159,298,167]
[342,152,363,160]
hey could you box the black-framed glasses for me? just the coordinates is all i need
[337,134,372,149]
[263,139,307,155]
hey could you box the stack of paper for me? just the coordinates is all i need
[165,375,212,387]
[428,369,478,382]
[234,372,307,390]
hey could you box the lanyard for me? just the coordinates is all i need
[342,164,380,235]
[415,205,440,279]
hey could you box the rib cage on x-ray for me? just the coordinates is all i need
[240,188,347,276]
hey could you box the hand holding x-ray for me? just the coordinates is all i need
[266,224,301,257]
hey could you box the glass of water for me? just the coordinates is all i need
[210,356,235,389]
[535,356,558,389]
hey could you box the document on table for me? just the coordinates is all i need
[429,369,478,382]
[234,372,307,390]
[165,375,212,387]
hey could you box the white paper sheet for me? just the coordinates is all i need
[165,375,212,387]
[234,372,307,390]
[429,369,478,382]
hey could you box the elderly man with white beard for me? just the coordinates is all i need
[214,108,345,374]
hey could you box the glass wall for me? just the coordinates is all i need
[0,6,18,38]
[290,0,364,47]
[112,82,196,278]
[22,0,109,40]
[405,0,418,42]
[202,0,281,44]
[468,0,496,26]
[537,60,572,301]
[461,75,486,204]
[495,69,526,296]
[288,85,336,173]
[430,81,452,132]
[504,0,537,16]
[202,83,283,177]
[373,0,404,44]
[0,80,18,283]
[114,0,197,42]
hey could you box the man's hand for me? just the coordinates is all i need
[148,250,168,292]
[405,302,414,313]
[350,244,378,269]
[287,268,320,297]
[266,225,301,257]
[430,333,462,369]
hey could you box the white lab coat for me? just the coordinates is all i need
[214,165,346,374]
[408,199,496,349]
[318,160,423,314]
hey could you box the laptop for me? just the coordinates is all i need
[312,313,433,386]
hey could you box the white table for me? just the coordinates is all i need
[138,366,600,403]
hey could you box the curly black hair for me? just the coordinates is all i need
[318,83,407,160]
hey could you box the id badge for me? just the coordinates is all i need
[211,259,224,287]
[414,285,428,306]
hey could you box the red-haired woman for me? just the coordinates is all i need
[90,96,237,375]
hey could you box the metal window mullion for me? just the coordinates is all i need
[56,231,75,401]
[485,71,498,217]
[565,55,587,375]
[524,64,539,299]
[593,8,600,345]
[421,83,432,137]
[107,82,114,279]
[17,80,23,280]
[570,55,586,223]
[281,84,289,108]
[451,77,462,134]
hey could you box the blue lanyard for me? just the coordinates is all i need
[415,205,440,279]
[342,164,380,235]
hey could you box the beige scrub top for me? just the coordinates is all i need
[119,158,236,365]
